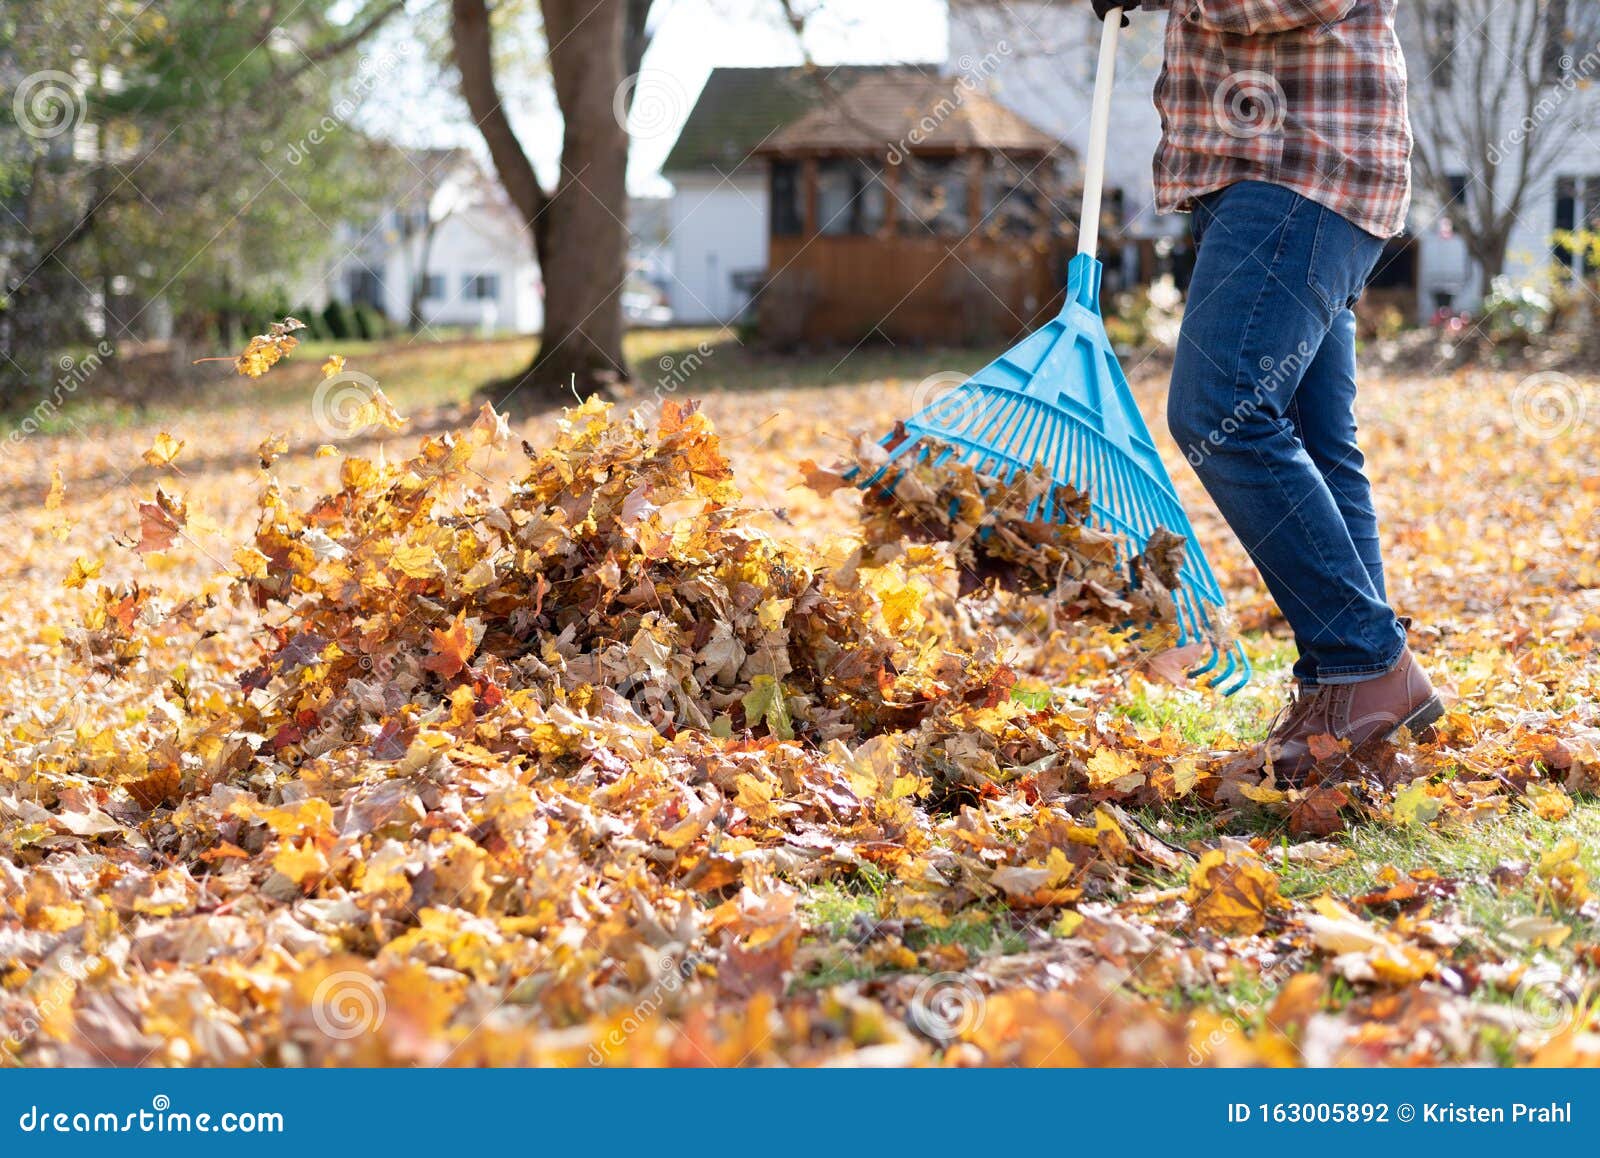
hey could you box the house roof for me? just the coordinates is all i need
[663,65,934,173]
[761,73,1061,156]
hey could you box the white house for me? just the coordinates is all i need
[324,151,543,335]
[1395,1,1600,311]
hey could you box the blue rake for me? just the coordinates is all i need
[853,11,1250,694]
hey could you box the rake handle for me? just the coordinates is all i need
[1078,9,1124,259]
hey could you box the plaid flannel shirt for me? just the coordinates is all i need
[1134,0,1412,238]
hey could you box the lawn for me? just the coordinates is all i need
[2,328,1597,1067]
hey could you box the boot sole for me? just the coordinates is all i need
[1382,695,1444,744]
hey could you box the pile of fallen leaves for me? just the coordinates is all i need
[5,337,1600,1069]
[229,397,1049,756]
[805,427,1188,631]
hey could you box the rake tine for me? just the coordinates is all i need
[1217,642,1253,694]
[1025,413,1063,521]
[853,246,1251,693]
[1188,644,1222,680]
[1204,645,1237,689]
[972,396,1027,475]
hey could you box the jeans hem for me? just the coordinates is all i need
[1311,634,1407,686]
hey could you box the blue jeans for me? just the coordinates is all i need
[1167,181,1405,686]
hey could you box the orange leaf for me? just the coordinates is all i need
[423,611,477,679]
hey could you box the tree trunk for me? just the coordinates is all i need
[522,0,631,402]
[409,219,440,332]
[450,0,636,412]
[1473,232,1510,299]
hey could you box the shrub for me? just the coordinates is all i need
[352,304,391,341]
[1477,278,1552,347]
[291,305,328,341]
[1105,275,1184,353]
[321,300,353,341]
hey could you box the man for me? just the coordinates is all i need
[1091,0,1441,782]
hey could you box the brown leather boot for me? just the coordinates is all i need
[1264,647,1442,785]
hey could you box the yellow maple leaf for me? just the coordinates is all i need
[341,385,407,434]
[63,556,102,589]
[141,432,186,469]
[44,468,73,541]
[1525,781,1573,822]
[321,354,346,379]
[257,432,289,468]
[1392,779,1442,826]
[1186,849,1280,936]
[741,675,794,740]
[232,546,270,579]
[236,797,334,838]
[873,573,928,634]
[272,838,329,887]
[1085,747,1138,788]
[340,457,381,490]
[733,774,777,821]
[390,542,442,579]
[232,317,305,378]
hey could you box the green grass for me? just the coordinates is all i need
[1111,635,1295,748]
[1129,791,1600,1055]
[795,879,1029,990]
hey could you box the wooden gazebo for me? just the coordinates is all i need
[754,72,1074,347]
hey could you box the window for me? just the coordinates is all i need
[415,273,444,300]
[1444,172,1469,233]
[770,160,804,237]
[345,267,382,309]
[899,156,970,237]
[1555,176,1577,268]
[463,273,500,301]
[816,159,887,236]
[982,156,1044,239]
[1553,175,1600,272]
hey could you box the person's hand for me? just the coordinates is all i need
[1091,0,1131,25]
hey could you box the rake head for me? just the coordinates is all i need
[851,253,1251,694]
